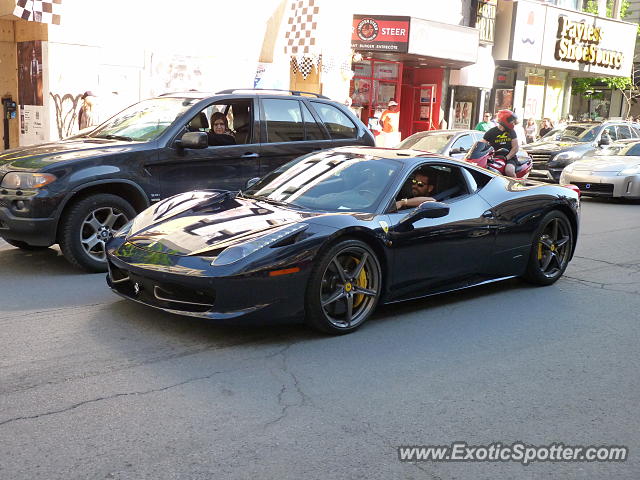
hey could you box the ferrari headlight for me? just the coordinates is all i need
[1,172,57,189]
[211,223,308,266]
[618,164,640,176]
[113,220,134,238]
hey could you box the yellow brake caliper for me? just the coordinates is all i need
[352,257,368,308]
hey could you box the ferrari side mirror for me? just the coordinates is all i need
[400,201,450,226]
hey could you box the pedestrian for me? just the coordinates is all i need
[525,118,537,144]
[513,118,527,146]
[379,99,401,147]
[539,118,553,138]
[475,112,494,132]
[78,91,97,130]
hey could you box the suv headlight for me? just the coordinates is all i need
[211,223,308,266]
[1,172,57,189]
[618,164,640,176]
[553,151,580,163]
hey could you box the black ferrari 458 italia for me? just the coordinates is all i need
[106,147,580,334]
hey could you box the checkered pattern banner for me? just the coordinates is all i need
[13,0,62,25]
[284,0,319,55]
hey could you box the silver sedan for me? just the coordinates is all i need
[398,129,485,159]
[560,141,640,199]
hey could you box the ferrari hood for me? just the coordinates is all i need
[570,156,640,172]
[0,138,140,171]
[125,191,318,256]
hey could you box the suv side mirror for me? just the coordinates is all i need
[400,201,450,226]
[177,131,208,149]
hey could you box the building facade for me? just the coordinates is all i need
[1,0,638,151]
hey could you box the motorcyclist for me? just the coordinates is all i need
[481,110,520,178]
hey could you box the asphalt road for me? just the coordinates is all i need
[1,198,639,480]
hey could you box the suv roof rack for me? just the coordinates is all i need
[215,88,329,99]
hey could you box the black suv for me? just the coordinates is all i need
[523,121,640,182]
[0,89,374,271]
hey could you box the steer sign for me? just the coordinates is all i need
[351,15,411,53]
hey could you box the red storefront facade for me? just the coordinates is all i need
[350,14,479,143]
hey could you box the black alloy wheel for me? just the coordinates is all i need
[523,210,573,285]
[306,239,382,334]
[59,193,136,273]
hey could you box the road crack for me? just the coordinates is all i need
[264,344,313,428]
[0,369,226,428]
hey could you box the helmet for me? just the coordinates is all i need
[496,109,517,130]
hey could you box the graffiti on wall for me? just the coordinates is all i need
[50,92,81,139]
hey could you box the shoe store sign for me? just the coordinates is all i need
[496,1,637,77]
[555,16,623,69]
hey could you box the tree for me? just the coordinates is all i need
[572,0,638,117]
[602,67,640,117]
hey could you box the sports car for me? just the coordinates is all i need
[106,147,580,334]
[560,140,640,199]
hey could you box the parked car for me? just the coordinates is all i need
[107,146,580,335]
[398,129,485,159]
[560,139,640,199]
[399,129,532,165]
[0,89,374,271]
[524,121,640,182]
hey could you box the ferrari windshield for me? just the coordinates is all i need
[87,97,201,141]
[399,132,454,152]
[542,124,598,142]
[245,151,401,212]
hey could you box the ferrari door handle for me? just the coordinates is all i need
[241,152,259,158]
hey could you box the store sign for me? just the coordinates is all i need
[555,16,623,69]
[476,0,497,44]
[496,1,637,77]
[351,15,410,53]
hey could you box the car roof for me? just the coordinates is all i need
[413,129,476,134]
[157,89,330,100]
[329,146,480,168]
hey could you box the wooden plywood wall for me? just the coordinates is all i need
[289,65,321,95]
[0,19,18,149]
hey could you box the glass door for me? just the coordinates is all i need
[412,84,435,133]
[350,58,402,135]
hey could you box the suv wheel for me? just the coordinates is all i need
[59,194,135,272]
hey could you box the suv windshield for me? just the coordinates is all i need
[399,133,454,152]
[88,97,200,141]
[542,124,598,142]
[244,151,401,212]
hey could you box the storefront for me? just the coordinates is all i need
[447,0,497,130]
[493,0,637,124]
[350,14,479,143]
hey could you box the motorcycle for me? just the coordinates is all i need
[463,142,532,180]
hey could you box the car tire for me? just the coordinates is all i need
[522,210,574,286]
[2,239,52,250]
[59,193,136,273]
[305,239,382,335]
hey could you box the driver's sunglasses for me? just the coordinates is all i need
[412,179,429,187]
